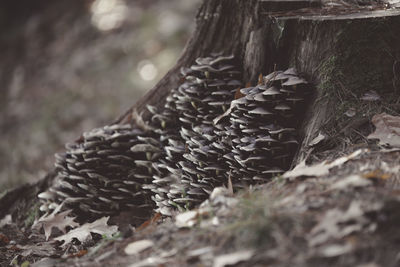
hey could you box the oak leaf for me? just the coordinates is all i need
[368,113,400,147]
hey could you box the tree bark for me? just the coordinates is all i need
[2,0,400,226]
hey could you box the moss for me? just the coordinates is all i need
[334,20,397,96]
[316,18,400,145]
[224,190,274,247]
[24,202,41,228]
[0,189,7,200]
[318,55,341,101]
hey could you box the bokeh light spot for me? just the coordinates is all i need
[137,60,158,81]
[90,0,128,31]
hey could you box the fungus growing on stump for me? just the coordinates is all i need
[38,55,312,221]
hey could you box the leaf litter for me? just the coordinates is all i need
[54,217,118,247]
[5,120,400,266]
[31,203,79,241]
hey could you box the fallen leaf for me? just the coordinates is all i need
[32,203,79,240]
[362,169,391,180]
[175,208,210,228]
[54,217,118,247]
[345,108,356,117]
[137,213,161,231]
[368,113,400,147]
[361,90,380,101]
[210,187,233,200]
[328,149,365,167]
[308,132,326,147]
[175,211,198,228]
[124,239,154,255]
[234,87,245,99]
[127,257,166,267]
[283,160,330,179]
[257,73,263,85]
[0,233,9,245]
[213,250,254,267]
[68,249,88,258]
[284,149,366,179]
[17,242,57,257]
[330,175,372,190]
[380,161,400,174]
[0,214,12,228]
[309,201,380,247]
[187,246,214,258]
[318,243,353,257]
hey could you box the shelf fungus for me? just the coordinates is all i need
[39,55,311,220]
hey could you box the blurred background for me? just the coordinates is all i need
[0,0,201,190]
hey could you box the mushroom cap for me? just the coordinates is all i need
[282,77,307,86]
[248,107,274,115]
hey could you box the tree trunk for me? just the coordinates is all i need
[119,0,400,162]
[1,0,400,262]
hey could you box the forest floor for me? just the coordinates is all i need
[2,144,400,267]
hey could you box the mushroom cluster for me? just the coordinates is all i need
[39,124,157,220]
[176,55,242,208]
[144,90,186,216]
[148,54,243,215]
[39,54,312,220]
[221,68,311,182]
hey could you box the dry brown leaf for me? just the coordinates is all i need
[68,249,88,258]
[234,87,245,99]
[32,203,79,241]
[362,169,391,180]
[54,216,118,247]
[257,73,263,85]
[0,233,9,245]
[137,213,161,231]
[368,113,400,147]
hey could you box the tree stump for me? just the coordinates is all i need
[119,0,400,162]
